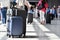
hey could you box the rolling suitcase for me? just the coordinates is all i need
[46,14,51,24]
[17,9,26,37]
[7,16,23,38]
[7,8,26,38]
[28,13,33,23]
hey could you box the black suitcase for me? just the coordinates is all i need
[46,14,51,24]
[28,13,33,23]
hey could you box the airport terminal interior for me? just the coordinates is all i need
[0,0,60,40]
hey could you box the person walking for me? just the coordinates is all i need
[57,6,60,19]
[46,7,52,24]
[50,7,55,20]
[37,0,48,24]
[28,6,34,24]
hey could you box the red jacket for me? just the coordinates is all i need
[41,2,48,13]
[41,8,46,13]
[44,2,48,8]
[37,1,48,13]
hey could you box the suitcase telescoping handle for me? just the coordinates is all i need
[15,9,17,16]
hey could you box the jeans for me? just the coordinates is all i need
[2,18,5,24]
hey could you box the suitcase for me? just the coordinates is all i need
[46,14,51,24]
[17,9,26,36]
[28,13,33,23]
[7,16,23,38]
[7,9,26,38]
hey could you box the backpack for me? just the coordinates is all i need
[37,3,43,10]
[37,1,45,10]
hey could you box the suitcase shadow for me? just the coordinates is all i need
[24,36,38,38]
[13,31,38,38]
[12,36,38,38]
[24,31,38,38]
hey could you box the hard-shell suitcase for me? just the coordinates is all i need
[28,13,33,23]
[7,9,26,38]
[7,16,23,37]
[17,9,26,36]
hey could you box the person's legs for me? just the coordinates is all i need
[39,10,42,23]
[2,18,5,24]
[42,11,46,24]
[58,13,60,19]
[58,14,59,19]
[52,14,55,20]
[39,10,45,24]
[56,13,58,18]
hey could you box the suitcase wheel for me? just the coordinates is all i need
[7,34,8,36]
[7,34,11,38]
[19,35,21,38]
[8,35,11,38]
[12,35,14,38]
[23,34,26,38]
[19,34,22,38]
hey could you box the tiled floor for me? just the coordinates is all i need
[0,18,60,40]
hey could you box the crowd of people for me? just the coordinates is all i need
[26,0,60,25]
[36,3,60,24]
[0,0,60,25]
